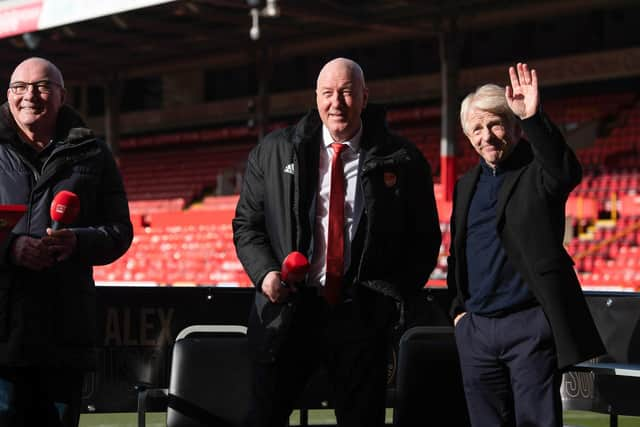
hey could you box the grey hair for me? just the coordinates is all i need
[460,84,515,135]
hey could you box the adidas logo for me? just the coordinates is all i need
[283,163,295,175]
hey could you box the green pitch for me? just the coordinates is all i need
[78,410,640,426]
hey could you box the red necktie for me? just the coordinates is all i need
[325,142,347,305]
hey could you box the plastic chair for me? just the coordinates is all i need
[137,325,250,427]
[392,326,470,427]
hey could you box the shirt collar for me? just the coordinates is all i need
[322,124,362,153]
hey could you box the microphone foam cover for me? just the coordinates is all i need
[281,251,309,284]
[50,190,80,224]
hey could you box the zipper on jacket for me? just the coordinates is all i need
[26,139,98,230]
[356,177,368,284]
[36,139,100,192]
[292,149,301,251]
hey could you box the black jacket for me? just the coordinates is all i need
[447,112,605,370]
[233,105,441,360]
[0,103,132,369]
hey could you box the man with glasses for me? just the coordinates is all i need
[0,57,132,426]
[9,80,63,93]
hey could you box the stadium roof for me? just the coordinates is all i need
[0,0,637,84]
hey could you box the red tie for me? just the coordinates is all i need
[325,142,347,305]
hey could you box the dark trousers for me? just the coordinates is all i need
[246,289,392,427]
[0,366,84,427]
[454,306,562,427]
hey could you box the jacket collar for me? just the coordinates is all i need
[0,102,93,146]
[292,103,390,151]
[454,138,533,246]
[497,139,532,171]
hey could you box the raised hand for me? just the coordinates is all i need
[505,62,539,119]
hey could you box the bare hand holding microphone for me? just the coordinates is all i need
[262,251,309,303]
[44,190,80,262]
[10,235,54,270]
[10,191,80,269]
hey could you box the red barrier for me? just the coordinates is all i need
[145,195,239,227]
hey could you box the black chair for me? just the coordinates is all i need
[392,326,470,427]
[137,324,250,427]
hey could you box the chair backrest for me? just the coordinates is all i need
[166,325,250,427]
[393,326,470,427]
[561,293,640,417]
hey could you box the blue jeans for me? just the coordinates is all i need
[0,367,83,427]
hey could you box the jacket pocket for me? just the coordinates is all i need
[534,252,575,274]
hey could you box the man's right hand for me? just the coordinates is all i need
[454,312,467,326]
[261,270,296,303]
[10,235,55,271]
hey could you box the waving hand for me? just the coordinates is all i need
[506,62,539,119]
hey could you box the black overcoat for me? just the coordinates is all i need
[447,112,605,370]
[233,105,442,361]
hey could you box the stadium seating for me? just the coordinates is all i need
[96,91,640,290]
[128,198,186,215]
[120,143,253,205]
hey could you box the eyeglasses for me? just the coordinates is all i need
[8,80,63,95]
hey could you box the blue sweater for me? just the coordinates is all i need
[464,160,536,316]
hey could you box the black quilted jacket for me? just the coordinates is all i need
[0,103,132,369]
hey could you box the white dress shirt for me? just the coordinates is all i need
[308,125,363,288]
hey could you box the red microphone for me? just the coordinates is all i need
[50,191,80,230]
[281,251,309,287]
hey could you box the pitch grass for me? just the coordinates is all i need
[78,410,640,426]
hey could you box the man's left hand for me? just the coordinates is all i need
[43,228,77,262]
[506,62,539,120]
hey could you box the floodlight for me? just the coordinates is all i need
[247,0,279,41]
[22,32,40,50]
[263,0,280,17]
[250,8,260,40]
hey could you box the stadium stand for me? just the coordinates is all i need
[94,88,640,292]
[120,143,253,202]
[4,1,640,423]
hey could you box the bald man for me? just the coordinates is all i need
[0,57,132,426]
[233,57,441,427]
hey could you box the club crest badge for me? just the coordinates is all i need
[383,171,397,188]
